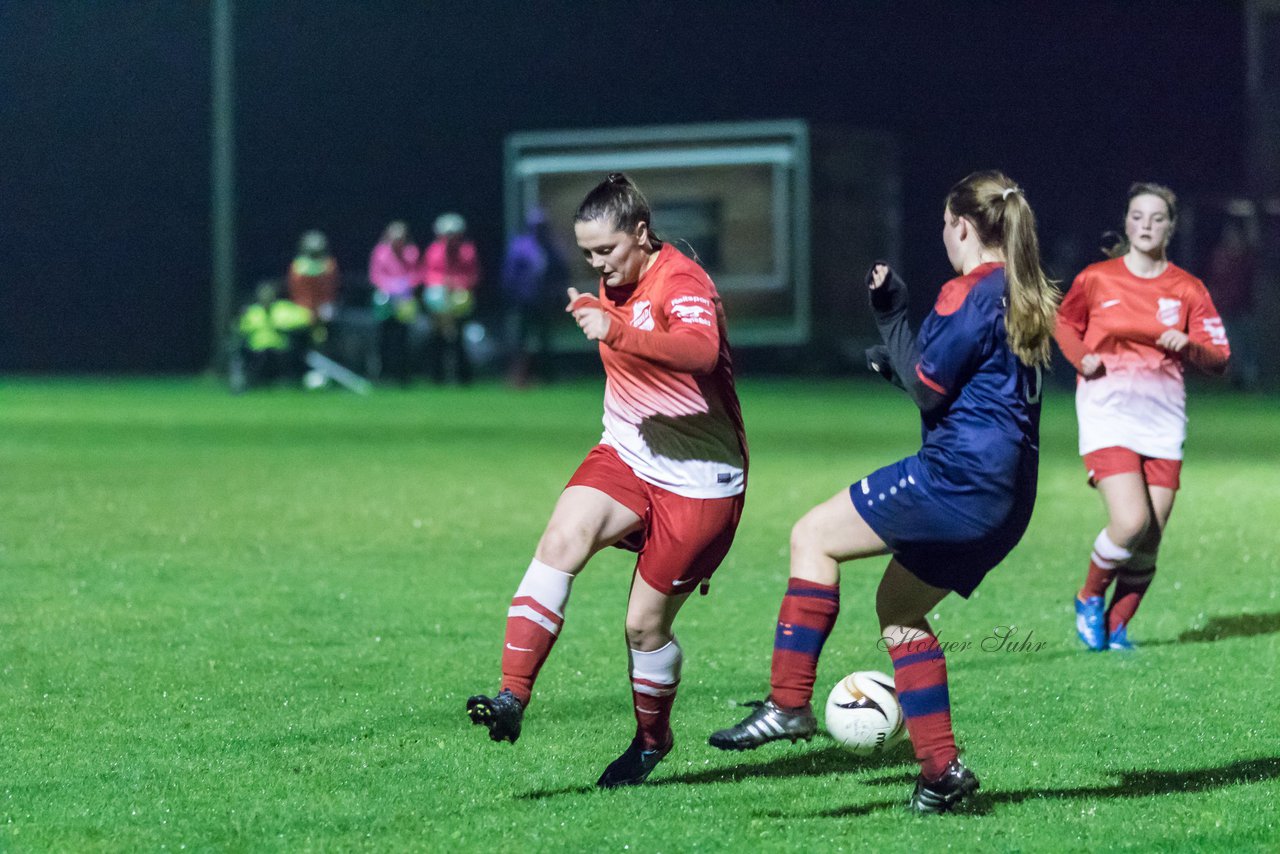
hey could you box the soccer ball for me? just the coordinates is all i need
[824,670,906,755]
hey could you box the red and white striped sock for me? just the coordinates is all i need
[1080,529,1131,600]
[1107,554,1156,634]
[629,638,682,751]
[499,559,573,706]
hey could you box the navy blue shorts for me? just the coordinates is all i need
[850,455,1035,598]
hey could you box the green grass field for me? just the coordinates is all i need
[2,377,1278,852]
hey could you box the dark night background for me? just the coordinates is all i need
[0,1,1248,372]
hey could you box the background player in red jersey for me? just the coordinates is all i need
[710,171,1059,814]
[468,174,748,788]
[1056,183,1230,652]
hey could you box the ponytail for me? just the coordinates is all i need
[946,170,1059,367]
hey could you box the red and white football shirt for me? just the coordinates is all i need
[576,243,746,499]
[1055,257,1229,460]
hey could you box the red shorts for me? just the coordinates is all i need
[1083,446,1182,490]
[566,445,744,596]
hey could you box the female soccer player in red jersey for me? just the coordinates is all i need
[468,174,748,788]
[710,171,1058,814]
[1057,183,1230,652]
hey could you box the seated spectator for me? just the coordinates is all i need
[368,220,421,385]
[233,281,313,391]
[422,212,479,385]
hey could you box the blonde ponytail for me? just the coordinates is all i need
[945,171,1060,367]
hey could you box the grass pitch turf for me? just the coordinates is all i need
[1,377,1278,851]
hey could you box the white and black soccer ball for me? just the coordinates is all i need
[824,670,906,755]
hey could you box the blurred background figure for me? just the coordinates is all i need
[423,212,479,385]
[287,230,340,322]
[287,230,340,373]
[368,220,421,385]
[1207,220,1259,390]
[230,280,313,392]
[500,206,569,386]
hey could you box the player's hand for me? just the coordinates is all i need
[868,263,890,291]
[1080,353,1106,379]
[566,287,611,341]
[865,260,907,315]
[865,344,895,382]
[1156,329,1190,353]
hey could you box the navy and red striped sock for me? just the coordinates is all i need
[768,578,839,709]
[888,631,957,781]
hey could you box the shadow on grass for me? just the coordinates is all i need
[1176,612,1280,644]
[1112,611,1280,650]
[784,756,1280,818]
[517,742,913,800]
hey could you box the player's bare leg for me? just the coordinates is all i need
[876,561,976,813]
[532,485,646,574]
[597,576,692,787]
[1096,473,1155,552]
[1107,484,1175,649]
[790,488,893,584]
[468,487,642,743]
[1076,472,1151,649]
[711,490,890,750]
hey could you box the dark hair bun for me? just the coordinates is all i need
[607,172,629,185]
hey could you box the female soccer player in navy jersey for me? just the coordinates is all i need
[1056,184,1229,652]
[710,171,1059,814]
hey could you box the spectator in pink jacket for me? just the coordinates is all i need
[422,212,479,385]
[368,220,421,385]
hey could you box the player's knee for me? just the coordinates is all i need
[624,616,669,651]
[789,514,823,560]
[1109,510,1150,550]
[535,523,591,570]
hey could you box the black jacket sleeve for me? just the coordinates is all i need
[866,263,948,417]
[864,343,904,389]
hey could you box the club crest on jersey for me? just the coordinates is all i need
[631,300,654,330]
[1157,298,1182,326]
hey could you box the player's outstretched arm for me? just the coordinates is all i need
[865,263,946,415]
